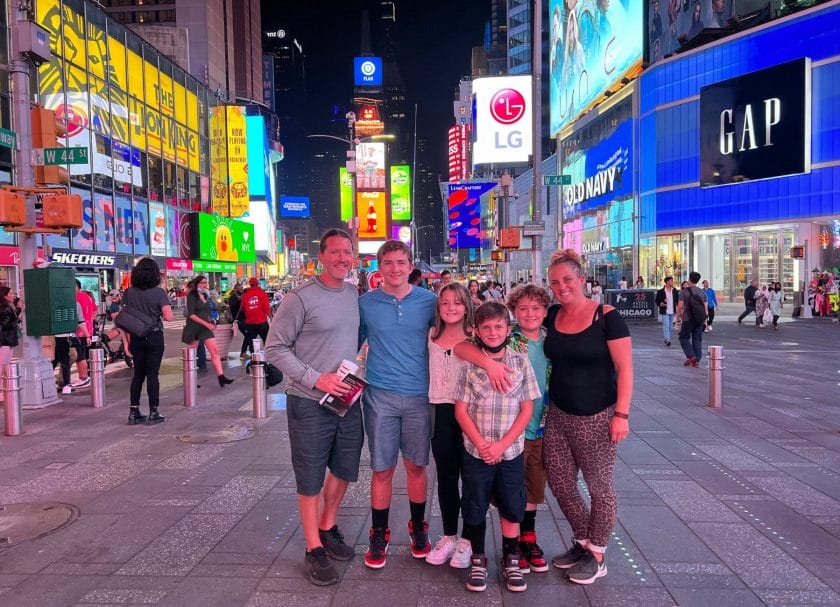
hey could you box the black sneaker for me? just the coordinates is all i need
[304,547,339,586]
[466,554,488,592]
[552,541,588,569]
[364,527,390,569]
[566,551,607,585]
[319,525,355,561]
[408,520,431,558]
[501,552,527,592]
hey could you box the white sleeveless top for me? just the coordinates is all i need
[428,331,469,404]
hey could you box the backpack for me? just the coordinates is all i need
[685,288,708,324]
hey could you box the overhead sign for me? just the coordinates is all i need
[51,250,116,267]
[522,221,545,236]
[543,174,571,186]
[448,182,495,249]
[35,146,89,165]
[190,212,256,263]
[549,0,643,136]
[354,56,382,86]
[280,195,311,219]
[390,165,411,221]
[472,76,532,165]
[700,58,811,187]
[0,128,16,149]
[192,260,237,273]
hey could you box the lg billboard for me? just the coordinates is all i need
[472,76,533,165]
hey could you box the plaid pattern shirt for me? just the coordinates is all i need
[454,346,542,461]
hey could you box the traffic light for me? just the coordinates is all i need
[288,237,296,248]
[0,190,26,226]
[41,193,83,229]
[491,249,504,262]
[31,108,70,185]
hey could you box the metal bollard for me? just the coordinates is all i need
[183,347,197,408]
[708,345,724,408]
[89,348,107,408]
[251,351,267,419]
[251,337,262,353]
[3,361,22,436]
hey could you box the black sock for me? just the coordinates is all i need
[409,500,426,525]
[521,510,536,534]
[502,535,520,556]
[371,507,390,530]
[463,521,486,555]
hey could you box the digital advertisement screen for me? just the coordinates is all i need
[472,76,532,165]
[447,182,494,250]
[191,212,256,263]
[390,165,411,221]
[549,0,643,136]
[699,59,810,187]
[647,0,739,63]
[149,201,167,257]
[357,191,388,240]
[562,119,633,219]
[356,142,386,190]
[280,195,311,219]
[391,225,412,248]
[354,57,383,86]
[339,168,354,222]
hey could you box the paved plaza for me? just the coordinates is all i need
[0,306,838,606]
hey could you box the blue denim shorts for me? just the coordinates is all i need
[461,450,526,526]
[362,385,431,471]
[286,394,364,496]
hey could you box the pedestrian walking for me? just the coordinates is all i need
[182,275,234,387]
[755,284,771,328]
[265,228,362,587]
[120,257,173,425]
[54,291,91,394]
[454,302,541,593]
[769,282,784,330]
[425,282,473,569]
[737,279,758,325]
[702,279,718,332]
[541,250,632,585]
[226,282,249,359]
[677,271,708,367]
[0,287,19,366]
[654,276,679,346]
[359,239,437,569]
[241,277,272,353]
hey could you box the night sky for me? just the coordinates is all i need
[260,0,490,189]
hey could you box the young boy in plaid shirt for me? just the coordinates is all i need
[454,302,541,593]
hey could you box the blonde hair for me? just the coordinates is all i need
[549,249,584,276]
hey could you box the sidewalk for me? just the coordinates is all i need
[0,316,839,606]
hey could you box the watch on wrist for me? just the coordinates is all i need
[613,411,629,420]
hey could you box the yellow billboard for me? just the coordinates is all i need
[36,0,201,172]
[208,106,249,218]
[209,106,229,216]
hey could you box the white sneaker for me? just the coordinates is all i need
[707,325,713,332]
[61,385,72,395]
[425,535,457,566]
[449,537,473,569]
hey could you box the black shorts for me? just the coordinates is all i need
[286,395,364,496]
[461,450,526,526]
[71,337,89,362]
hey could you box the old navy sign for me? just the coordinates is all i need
[51,250,116,267]
[700,58,811,187]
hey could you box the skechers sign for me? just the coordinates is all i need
[472,76,532,165]
[354,57,382,86]
[700,59,811,187]
[51,251,116,267]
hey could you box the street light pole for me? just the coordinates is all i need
[530,0,544,284]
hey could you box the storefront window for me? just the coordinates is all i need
[163,160,176,205]
[133,149,147,199]
[147,154,163,202]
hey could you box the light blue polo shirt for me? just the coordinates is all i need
[359,286,437,396]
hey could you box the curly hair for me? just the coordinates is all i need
[131,257,162,290]
[506,283,551,312]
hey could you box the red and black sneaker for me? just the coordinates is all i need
[519,531,549,573]
[408,520,431,558]
[364,527,390,569]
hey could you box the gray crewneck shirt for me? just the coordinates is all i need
[265,277,359,401]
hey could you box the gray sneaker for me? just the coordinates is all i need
[319,525,355,561]
[305,547,339,586]
[552,541,588,569]
[566,551,607,585]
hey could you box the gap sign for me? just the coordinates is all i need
[34,146,89,165]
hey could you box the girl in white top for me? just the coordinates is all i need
[426,282,474,569]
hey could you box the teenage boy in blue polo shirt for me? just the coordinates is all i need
[359,240,437,569]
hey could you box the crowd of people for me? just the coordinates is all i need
[264,230,633,593]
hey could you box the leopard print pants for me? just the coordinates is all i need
[543,404,617,551]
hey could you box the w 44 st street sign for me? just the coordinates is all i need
[543,174,571,186]
[32,146,89,165]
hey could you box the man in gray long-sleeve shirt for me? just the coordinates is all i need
[265,228,362,587]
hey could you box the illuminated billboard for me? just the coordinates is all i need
[390,165,411,221]
[339,168,354,222]
[448,182,495,249]
[392,225,412,248]
[549,0,643,136]
[357,191,388,240]
[356,142,386,190]
[190,212,256,263]
[354,57,383,86]
[149,201,167,257]
[210,106,250,218]
[36,0,202,174]
[472,76,532,165]
[280,196,311,219]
